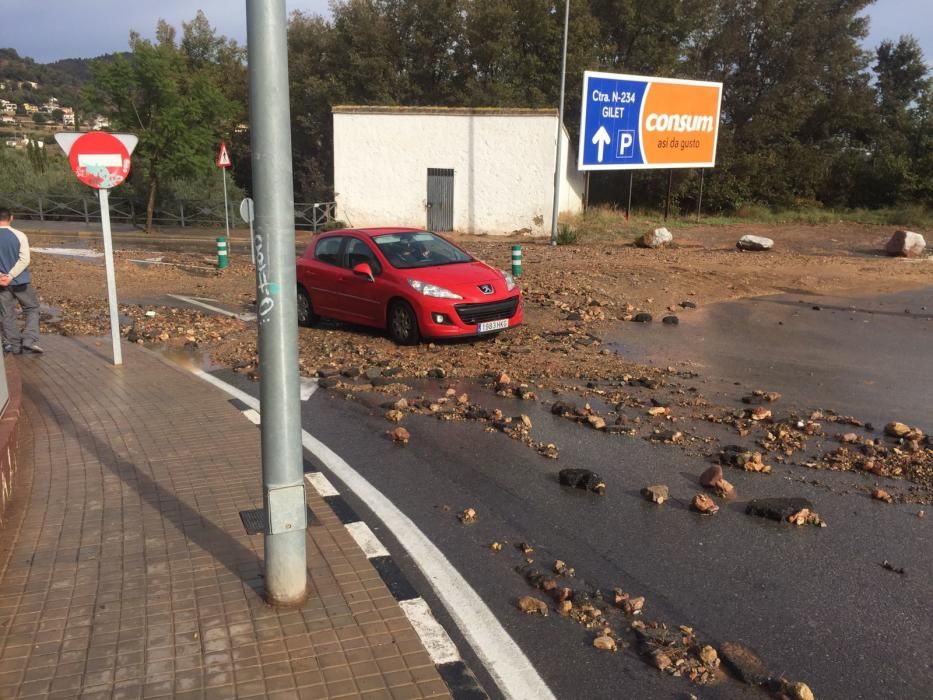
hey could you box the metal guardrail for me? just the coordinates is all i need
[0,193,338,231]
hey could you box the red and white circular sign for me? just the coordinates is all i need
[68,131,132,189]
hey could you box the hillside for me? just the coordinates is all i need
[0,48,123,110]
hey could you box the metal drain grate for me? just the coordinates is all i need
[239,506,316,535]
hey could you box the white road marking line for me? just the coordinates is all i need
[305,472,340,498]
[168,294,257,321]
[191,369,555,700]
[300,377,318,401]
[345,521,390,559]
[242,409,261,425]
[399,598,461,666]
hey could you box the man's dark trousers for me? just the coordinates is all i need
[0,283,39,351]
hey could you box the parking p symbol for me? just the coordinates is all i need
[618,131,635,158]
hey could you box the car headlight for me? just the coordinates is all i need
[408,278,462,299]
[501,271,516,291]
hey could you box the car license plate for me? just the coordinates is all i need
[478,318,509,333]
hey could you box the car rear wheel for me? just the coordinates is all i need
[388,300,420,345]
[297,287,319,327]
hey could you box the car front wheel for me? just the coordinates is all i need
[388,300,420,345]
[297,287,319,327]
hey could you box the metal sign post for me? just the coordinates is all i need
[54,131,138,367]
[239,197,256,265]
[549,0,570,246]
[246,0,308,606]
[218,143,232,256]
[98,188,122,365]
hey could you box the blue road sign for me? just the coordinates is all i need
[578,71,723,171]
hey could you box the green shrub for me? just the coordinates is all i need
[556,223,578,245]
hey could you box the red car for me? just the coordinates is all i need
[296,228,523,345]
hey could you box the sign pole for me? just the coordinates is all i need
[246,0,307,606]
[626,171,634,221]
[222,166,231,250]
[664,170,673,221]
[549,0,571,246]
[98,188,122,366]
[696,169,705,222]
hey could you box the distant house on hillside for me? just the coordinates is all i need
[22,103,37,114]
[0,116,14,125]
[0,100,14,115]
[332,106,584,236]
[20,81,38,90]
[62,108,75,126]
[92,115,111,131]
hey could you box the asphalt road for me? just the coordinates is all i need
[207,289,933,699]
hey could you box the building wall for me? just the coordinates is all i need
[333,110,584,236]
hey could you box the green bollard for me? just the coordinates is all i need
[216,236,229,269]
[511,244,522,277]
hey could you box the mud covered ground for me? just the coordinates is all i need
[30,222,933,501]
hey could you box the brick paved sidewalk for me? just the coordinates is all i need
[0,336,452,700]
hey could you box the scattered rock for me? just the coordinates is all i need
[341,366,362,378]
[742,452,773,473]
[517,596,549,615]
[553,560,575,576]
[871,488,893,503]
[647,406,669,417]
[787,508,827,527]
[489,542,503,552]
[384,409,404,422]
[633,312,654,323]
[885,421,923,441]
[736,234,774,251]
[719,445,753,467]
[699,465,734,498]
[586,415,607,430]
[458,507,477,524]
[746,497,813,522]
[637,227,673,249]
[787,681,815,700]
[742,390,782,404]
[389,427,410,444]
[881,560,905,575]
[749,407,772,421]
[593,635,617,651]
[649,429,683,443]
[680,300,697,309]
[318,377,339,389]
[558,468,606,495]
[551,400,579,416]
[364,366,383,380]
[661,315,679,325]
[691,494,719,515]
[884,230,926,258]
[699,645,719,667]
[427,367,447,379]
[719,640,771,685]
[641,484,669,504]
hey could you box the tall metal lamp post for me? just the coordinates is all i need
[549,0,571,246]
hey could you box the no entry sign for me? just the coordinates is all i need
[65,132,134,189]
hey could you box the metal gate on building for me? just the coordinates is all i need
[426,168,454,231]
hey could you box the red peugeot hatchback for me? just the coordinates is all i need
[296,228,523,345]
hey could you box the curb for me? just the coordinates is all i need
[227,397,489,699]
[0,355,23,528]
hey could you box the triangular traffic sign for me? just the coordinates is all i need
[217,142,232,168]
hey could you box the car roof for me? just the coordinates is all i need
[321,227,427,239]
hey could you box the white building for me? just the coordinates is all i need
[332,106,584,236]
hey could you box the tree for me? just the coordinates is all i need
[51,108,65,123]
[87,14,241,232]
[32,112,47,124]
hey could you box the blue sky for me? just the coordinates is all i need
[4,0,930,68]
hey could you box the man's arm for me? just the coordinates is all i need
[7,228,30,280]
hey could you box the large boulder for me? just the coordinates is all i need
[736,235,774,251]
[637,227,673,249]
[884,230,926,258]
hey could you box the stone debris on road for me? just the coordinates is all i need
[871,488,894,503]
[880,560,906,575]
[388,426,410,444]
[637,227,673,249]
[691,493,720,515]
[641,484,669,504]
[558,468,606,495]
[458,507,478,524]
[517,595,549,615]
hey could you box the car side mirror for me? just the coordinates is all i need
[352,262,375,282]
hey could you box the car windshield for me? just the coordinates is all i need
[373,231,472,269]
